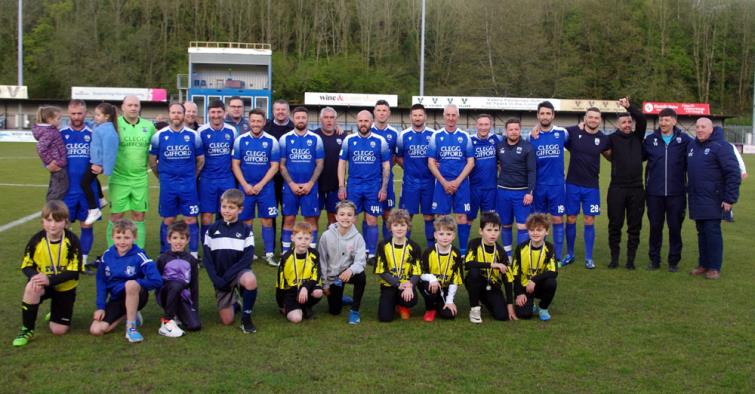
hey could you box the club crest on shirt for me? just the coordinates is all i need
[594,138,600,146]
[440,136,444,142]
[262,141,268,148]
[64,135,70,139]
[126,266,136,276]
[688,148,694,156]
[306,139,313,146]
[654,138,658,146]
[457,136,463,143]
[236,232,242,238]
[555,132,560,138]
[704,148,710,155]
[408,135,412,141]
[370,141,376,148]
[164,135,169,140]
[353,140,358,146]
[516,146,523,154]
[225,134,231,140]
[499,147,505,154]
[184,135,190,142]
[84,135,90,142]
[142,127,149,133]
[386,134,393,140]
[578,134,582,139]
[336,138,342,145]
[676,137,682,143]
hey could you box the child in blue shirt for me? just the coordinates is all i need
[89,220,162,343]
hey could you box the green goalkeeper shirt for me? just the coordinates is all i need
[111,116,156,187]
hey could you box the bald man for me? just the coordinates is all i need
[183,101,200,130]
[686,118,741,280]
[338,110,391,259]
[109,95,157,248]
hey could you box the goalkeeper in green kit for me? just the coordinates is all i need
[107,95,156,248]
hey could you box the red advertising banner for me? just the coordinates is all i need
[642,102,710,116]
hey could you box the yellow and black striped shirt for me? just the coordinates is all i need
[464,238,512,285]
[421,246,463,287]
[510,241,558,294]
[277,248,322,290]
[21,229,82,292]
[374,238,422,287]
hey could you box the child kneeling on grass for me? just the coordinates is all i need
[203,189,258,334]
[511,213,558,321]
[155,221,201,338]
[374,209,422,322]
[276,222,323,323]
[318,200,367,325]
[465,212,516,323]
[90,219,162,343]
[419,215,464,322]
[13,201,83,347]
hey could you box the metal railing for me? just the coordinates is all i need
[189,41,271,50]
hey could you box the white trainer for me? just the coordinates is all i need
[265,253,278,267]
[99,197,109,208]
[469,306,482,324]
[158,319,185,338]
[84,208,102,225]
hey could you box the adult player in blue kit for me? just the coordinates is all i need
[60,99,98,267]
[338,110,391,259]
[198,100,238,229]
[495,118,537,258]
[396,103,436,245]
[529,101,569,262]
[370,100,400,240]
[428,104,475,256]
[562,107,611,269]
[314,107,344,225]
[469,114,502,221]
[149,103,205,257]
[278,106,324,252]
[232,108,280,267]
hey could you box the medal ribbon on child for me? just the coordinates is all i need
[527,242,545,281]
[390,241,407,282]
[293,251,308,288]
[481,243,497,290]
[45,236,64,275]
[435,245,452,285]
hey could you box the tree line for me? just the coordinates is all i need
[0,0,752,117]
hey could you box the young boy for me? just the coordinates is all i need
[203,189,259,333]
[155,221,201,338]
[464,212,516,323]
[374,209,422,322]
[419,215,463,322]
[90,220,163,343]
[511,213,558,321]
[318,200,367,324]
[13,201,82,347]
[276,222,323,323]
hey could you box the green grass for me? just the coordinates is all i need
[0,142,753,392]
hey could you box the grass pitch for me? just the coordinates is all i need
[0,142,752,392]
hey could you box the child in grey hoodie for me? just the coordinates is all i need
[318,200,367,324]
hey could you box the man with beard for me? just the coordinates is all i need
[529,101,568,263]
[397,103,436,245]
[338,110,391,259]
[605,97,647,270]
[495,118,536,258]
[428,104,475,256]
[232,108,280,267]
[561,108,611,269]
[278,107,324,252]
[149,103,204,257]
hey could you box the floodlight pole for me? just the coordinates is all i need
[17,0,23,128]
[419,0,426,97]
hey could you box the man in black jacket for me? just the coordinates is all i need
[605,98,647,270]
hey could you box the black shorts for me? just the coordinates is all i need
[41,287,77,326]
[103,288,149,324]
[276,287,320,313]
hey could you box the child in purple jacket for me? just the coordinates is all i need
[32,106,68,201]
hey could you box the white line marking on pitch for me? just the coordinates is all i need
[0,183,48,187]
[0,212,41,233]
